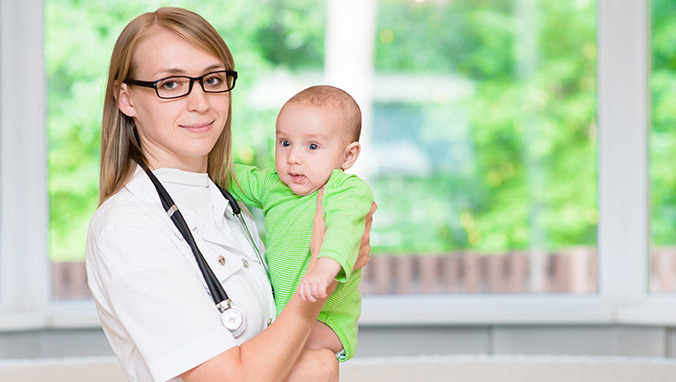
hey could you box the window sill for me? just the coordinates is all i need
[359,294,615,326]
[4,293,676,332]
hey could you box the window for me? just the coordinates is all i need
[366,0,597,295]
[650,0,676,294]
[0,0,51,325]
[0,0,667,331]
[45,0,599,300]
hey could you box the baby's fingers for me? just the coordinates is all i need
[316,287,328,299]
[310,281,321,299]
[298,282,316,303]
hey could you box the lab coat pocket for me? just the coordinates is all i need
[201,224,264,267]
[204,246,244,288]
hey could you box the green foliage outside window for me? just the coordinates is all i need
[370,0,597,255]
[46,0,675,262]
[651,0,676,246]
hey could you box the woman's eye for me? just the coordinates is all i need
[158,77,191,92]
[204,76,221,87]
[160,80,180,90]
[308,143,319,150]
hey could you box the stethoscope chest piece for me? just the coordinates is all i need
[218,300,247,338]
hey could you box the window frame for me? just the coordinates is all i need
[1,0,672,332]
[0,0,53,329]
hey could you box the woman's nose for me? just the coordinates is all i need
[185,82,209,112]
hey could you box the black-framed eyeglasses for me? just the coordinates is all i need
[124,70,237,99]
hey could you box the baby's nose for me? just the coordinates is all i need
[287,148,302,164]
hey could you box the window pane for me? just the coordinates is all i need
[650,0,676,293]
[364,0,598,294]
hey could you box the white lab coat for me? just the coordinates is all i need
[86,167,276,382]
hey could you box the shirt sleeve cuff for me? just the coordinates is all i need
[318,249,352,282]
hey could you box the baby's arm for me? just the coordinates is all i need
[228,164,270,209]
[296,257,342,303]
[317,174,374,283]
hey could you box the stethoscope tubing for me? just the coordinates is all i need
[141,163,229,305]
[217,186,269,277]
[140,162,273,338]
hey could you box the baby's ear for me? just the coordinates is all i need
[341,142,361,170]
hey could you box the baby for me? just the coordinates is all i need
[230,85,374,361]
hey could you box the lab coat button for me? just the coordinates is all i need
[242,259,249,268]
[218,256,226,266]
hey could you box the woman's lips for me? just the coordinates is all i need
[180,121,213,133]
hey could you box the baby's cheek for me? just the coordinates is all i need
[315,171,333,188]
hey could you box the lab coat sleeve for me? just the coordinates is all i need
[318,171,374,282]
[229,164,271,209]
[86,204,237,381]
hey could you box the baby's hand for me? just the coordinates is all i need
[297,272,332,302]
[297,257,342,302]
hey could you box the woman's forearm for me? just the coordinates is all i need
[239,293,325,380]
[181,294,325,382]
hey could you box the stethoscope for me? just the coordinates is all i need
[141,163,269,338]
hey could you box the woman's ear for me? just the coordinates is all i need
[341,142,361,170]
[117,83,137,118]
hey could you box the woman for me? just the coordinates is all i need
[86,7,374,382]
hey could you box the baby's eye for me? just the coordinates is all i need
[280,140,291,147]
[308,143,319,150]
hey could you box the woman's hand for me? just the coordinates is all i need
[310,188,326,260]
[309,188,338,298]
[354,201,377,271]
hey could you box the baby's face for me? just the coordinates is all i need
[275,103,350,196]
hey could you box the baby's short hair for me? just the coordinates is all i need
[285,85,362,142]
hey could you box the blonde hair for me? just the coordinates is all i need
[99,7,235,204]
[284,85,362,142]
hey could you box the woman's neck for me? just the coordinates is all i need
[144,152,208,173]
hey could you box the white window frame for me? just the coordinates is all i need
[1,0,673,331]
[0,0,52,329]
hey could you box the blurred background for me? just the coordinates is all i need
[1,0,676,364]
[46,0,675,298]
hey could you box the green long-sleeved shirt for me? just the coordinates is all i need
[230,164,374,360]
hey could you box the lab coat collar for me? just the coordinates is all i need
[124,165,250,257]
[208,179,229,232]
[125,165,159,204]
[195,186,252,260]
[124,166,187,241]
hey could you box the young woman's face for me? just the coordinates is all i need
[118,27,230,172]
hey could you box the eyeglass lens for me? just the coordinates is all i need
[156,71,234,98]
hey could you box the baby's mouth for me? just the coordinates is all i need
[289,173,306,183]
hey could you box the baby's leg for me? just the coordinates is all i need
[305,320,343,354]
